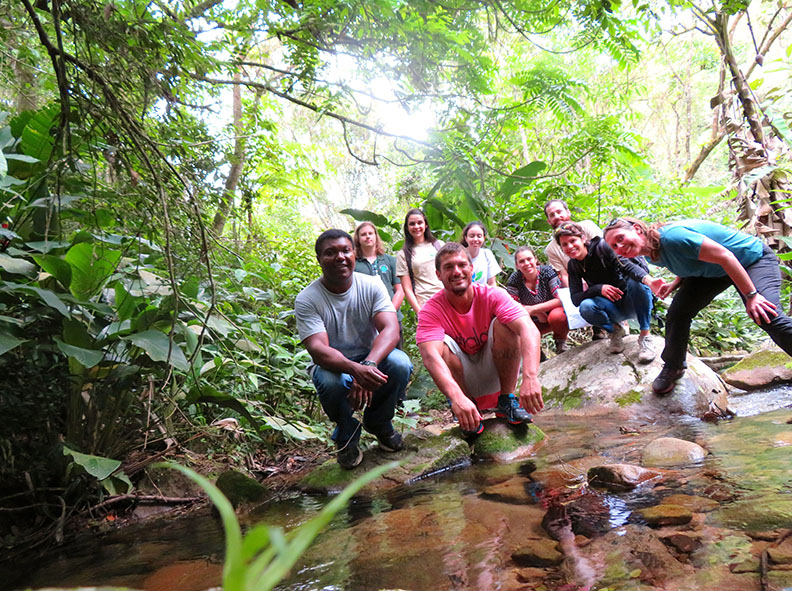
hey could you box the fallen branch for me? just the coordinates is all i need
[88,494,204,513]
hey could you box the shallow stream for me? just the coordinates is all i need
[9,388,792,591]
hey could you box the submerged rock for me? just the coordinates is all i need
[711,495,792,531]
[660,493,718,513]
[721,344,792,390]
[642,436,708,467]
[638,504,693,526]
[587,463,663,491]
[511,538,563,566]
[539,336,729,420]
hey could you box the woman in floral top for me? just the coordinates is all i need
[506,246,569,353]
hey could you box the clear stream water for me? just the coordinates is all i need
[8,388,792,591]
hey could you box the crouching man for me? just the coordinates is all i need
[295,229,413,469]
[416,243,544,436]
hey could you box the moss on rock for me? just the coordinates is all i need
[215,470,267,507]
[615,389,643,407]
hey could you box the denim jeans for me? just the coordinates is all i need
[662,246,792,369]
[578,278,653,332]
[312,349,412,446]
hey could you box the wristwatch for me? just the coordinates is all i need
[745,290,759,298]
[360,360,377,367]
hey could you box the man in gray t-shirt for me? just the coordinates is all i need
[294,229,412,470]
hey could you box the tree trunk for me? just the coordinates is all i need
[212,68,246,236]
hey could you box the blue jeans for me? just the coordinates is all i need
[662,246,792,369]
[312,349,412,446]
[579,278,653,332]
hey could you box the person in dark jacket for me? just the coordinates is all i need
[554,222,661,363]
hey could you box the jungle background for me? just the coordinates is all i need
[1,0,791,559]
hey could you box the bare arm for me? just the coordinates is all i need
[392,283,405,311]
[506,316,544,414]
[487,276,497,287]
[418,340,481,432]
[698,238,777,323]
[400,273,421,314]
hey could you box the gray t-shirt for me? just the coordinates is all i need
[295,272,395,361]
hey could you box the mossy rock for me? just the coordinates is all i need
[299,429,471,494]
[710,495,792,531]
[721,345,792,390]
[538,337,729,421]
[471,419,545,462]
[216,470,267,507]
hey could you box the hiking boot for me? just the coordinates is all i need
[607,322,626,354]
[460,421,484,439]
[637,336,656,363]
[337,441,363,469]
[592,326,608,341]
[652,365,685,396]
[495,393,532,425]
[555,339,569,354]
[376,430,404,452]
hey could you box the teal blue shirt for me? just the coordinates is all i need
[355,254,403,320]
[655,220,764,278]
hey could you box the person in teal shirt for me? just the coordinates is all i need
[604,217,792,395]
[353,222,404,319]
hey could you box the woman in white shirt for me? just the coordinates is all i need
[396,208,445,314]
[461,221,501,287]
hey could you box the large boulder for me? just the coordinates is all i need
[471,419,546,462]
[642,436,708,467]
[539,336,729,420]
[721,344,792,389]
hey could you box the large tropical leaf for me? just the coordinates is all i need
[123,329,190,372]
[64,242,122,299]
[498,161,547,198]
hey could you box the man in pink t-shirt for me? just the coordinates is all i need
[417,243,544,435]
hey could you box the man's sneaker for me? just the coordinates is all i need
[555,339,569,353]
[376,430,404,452]
[337,442,363,470]
[460,421,485,439]
[652,365,685,396]
[637,336,656,363]
[608,322,626,354]
[495,393,532,425]
[592,326,608,341]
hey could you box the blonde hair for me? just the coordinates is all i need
[353,222,384,258]
[603,217,665,261]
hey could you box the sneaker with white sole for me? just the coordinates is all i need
[637,336,656,363]
[607,322,626,354]
[337,441,363,469]
[495,393,532,425]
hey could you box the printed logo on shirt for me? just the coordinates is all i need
[379,264,388,274]
[472,270,483,282]
[452,330,489,353]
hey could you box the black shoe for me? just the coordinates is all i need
[652,365,685,396]
[592,327,608,341]
[495,394,532,425]
[337,441,363,470]
[376,430,404,452]
[460,421,484,439]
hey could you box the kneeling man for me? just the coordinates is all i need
[417,243,543,435]
[295,229,413,469]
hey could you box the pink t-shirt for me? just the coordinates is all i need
[416,283,527,355]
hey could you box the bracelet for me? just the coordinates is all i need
[360,360,377,367]
[745,290,758,299]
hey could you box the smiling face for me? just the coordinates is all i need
[515,249,538,278]
[464,226,485,253]
[317,237,356,288]
[545,201,571,230]
[604,225,645,258]
[437,251,473,296]
[407,214,427,243]
[560,235,587,261]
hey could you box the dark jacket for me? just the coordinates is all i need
[567,236,648,306]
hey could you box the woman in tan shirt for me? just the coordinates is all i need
[396,208,445,313]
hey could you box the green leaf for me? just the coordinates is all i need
[0,329,27,356]
[63,444,121,481]
[498,161,547,197]
[0,253,36,276]
[0,151,6,179]
[4,153,39,164]
[340,208,393,228]
[0,282,70,317]
[114,282,141,322]
[33,254,72,287]
[187,384,263,435]
[261,416,320,441]
[20,104,58,162]
[55,338,103,368]
[64,242,122,299]
[123,329,190,372]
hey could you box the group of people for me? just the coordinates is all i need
[295,201,792,469]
